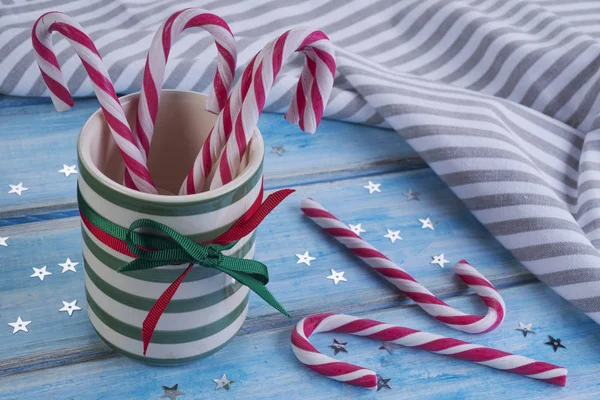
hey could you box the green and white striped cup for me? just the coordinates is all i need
[77,91,264,364]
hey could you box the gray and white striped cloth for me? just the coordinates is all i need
[2,0,600,324]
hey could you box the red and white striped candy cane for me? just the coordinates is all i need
[135,8,236,160]
[179,54,258,194]
[32,12,156,194]
[300,198,505,334]
[208,27,336,189]
[291,314,568,388]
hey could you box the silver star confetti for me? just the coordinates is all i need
[383,229,402,243]
[59,300,82,316]
[329,339,348,355]
[296,251,316,266]
[59,258,79,273]
[30,265,52,281]
[363,181,381,194]
[8,182,28,196]
[431,254,449,268]
[545,336,566,352]
[58,164,78,177]
[516,322,535,337]
[348,223,366,236]
[379,341,401,354]
[271,145,286,156]
[376,375,392,392]
[327,269,347,285]
[0,236,8,247]
[213,374,234,391]
[8,316,31,334]
[402,188,419,201]
[161,384,185,400]
[419,217,435,230]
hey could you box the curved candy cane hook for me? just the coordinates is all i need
[292,314,568,389]
[32,12,156,194]
[179,53,258,195]
[300,198,506,334]
[135,8,237,160]
[204,27,336,190]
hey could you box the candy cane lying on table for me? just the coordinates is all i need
[207,27,336,190]
[291,313,568,388]
[135,8,237,160]
[179,54,258,194]
[32,12,157,194]
[300,198,505,334]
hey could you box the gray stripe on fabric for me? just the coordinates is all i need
[463,193,570,212]
[339,61,585,143]
[420,147,577,203]
[493,35,593,101]
[372,100,580,172]
[410,7,541,77]
[327,94,371,121]
[538,268,600,287]
[566,70,600,129]
[383,1,512,68]
[543,52,600,120]
[511,242,599,262]
[569,296,600,313]
[487,217,584,237]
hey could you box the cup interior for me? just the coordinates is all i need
[78,90,262,197]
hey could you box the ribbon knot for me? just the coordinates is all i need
[119,218,237,272]
[118,217,290,318]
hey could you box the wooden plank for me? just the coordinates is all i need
[0,168,526,369]
[0,98,418,217]
[1,282,597,399]
[0,95,53,109]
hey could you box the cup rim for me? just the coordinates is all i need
[77,90,264,204]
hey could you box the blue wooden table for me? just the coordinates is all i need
[1,95,599,399]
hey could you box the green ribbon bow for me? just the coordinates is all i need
[117,218,291,318]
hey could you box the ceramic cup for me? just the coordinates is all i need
[77,90,264,364]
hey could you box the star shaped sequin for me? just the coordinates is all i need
[545,336,566,352]
[419,217,434,230]
[383,229,402,243]
[161,384,185,399]
[58,164,78,177]
[431,254,449,268]
[379,341,401,354]
[376,375,392,392]
[402,188,419,201]
[363,181,381,194]
[59,300,82,316]
[0,236,8,247]
[30,265,52,281]
[271,145,286,156]
[327,269,347,285]
[329,339,348,355]
[349,223,366,236]
[296,251,316,266]
[8,182,28,196]
[58,258,79,273]
[213,374,234,391]
[8,316,31,334]
[516,322,535,337]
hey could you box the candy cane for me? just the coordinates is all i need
[135,8,236,160]
[179,53,258,194]
[300,198,505,334]
[292,314,568,389]
[207,27,336,189]
[32,12,156,194]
